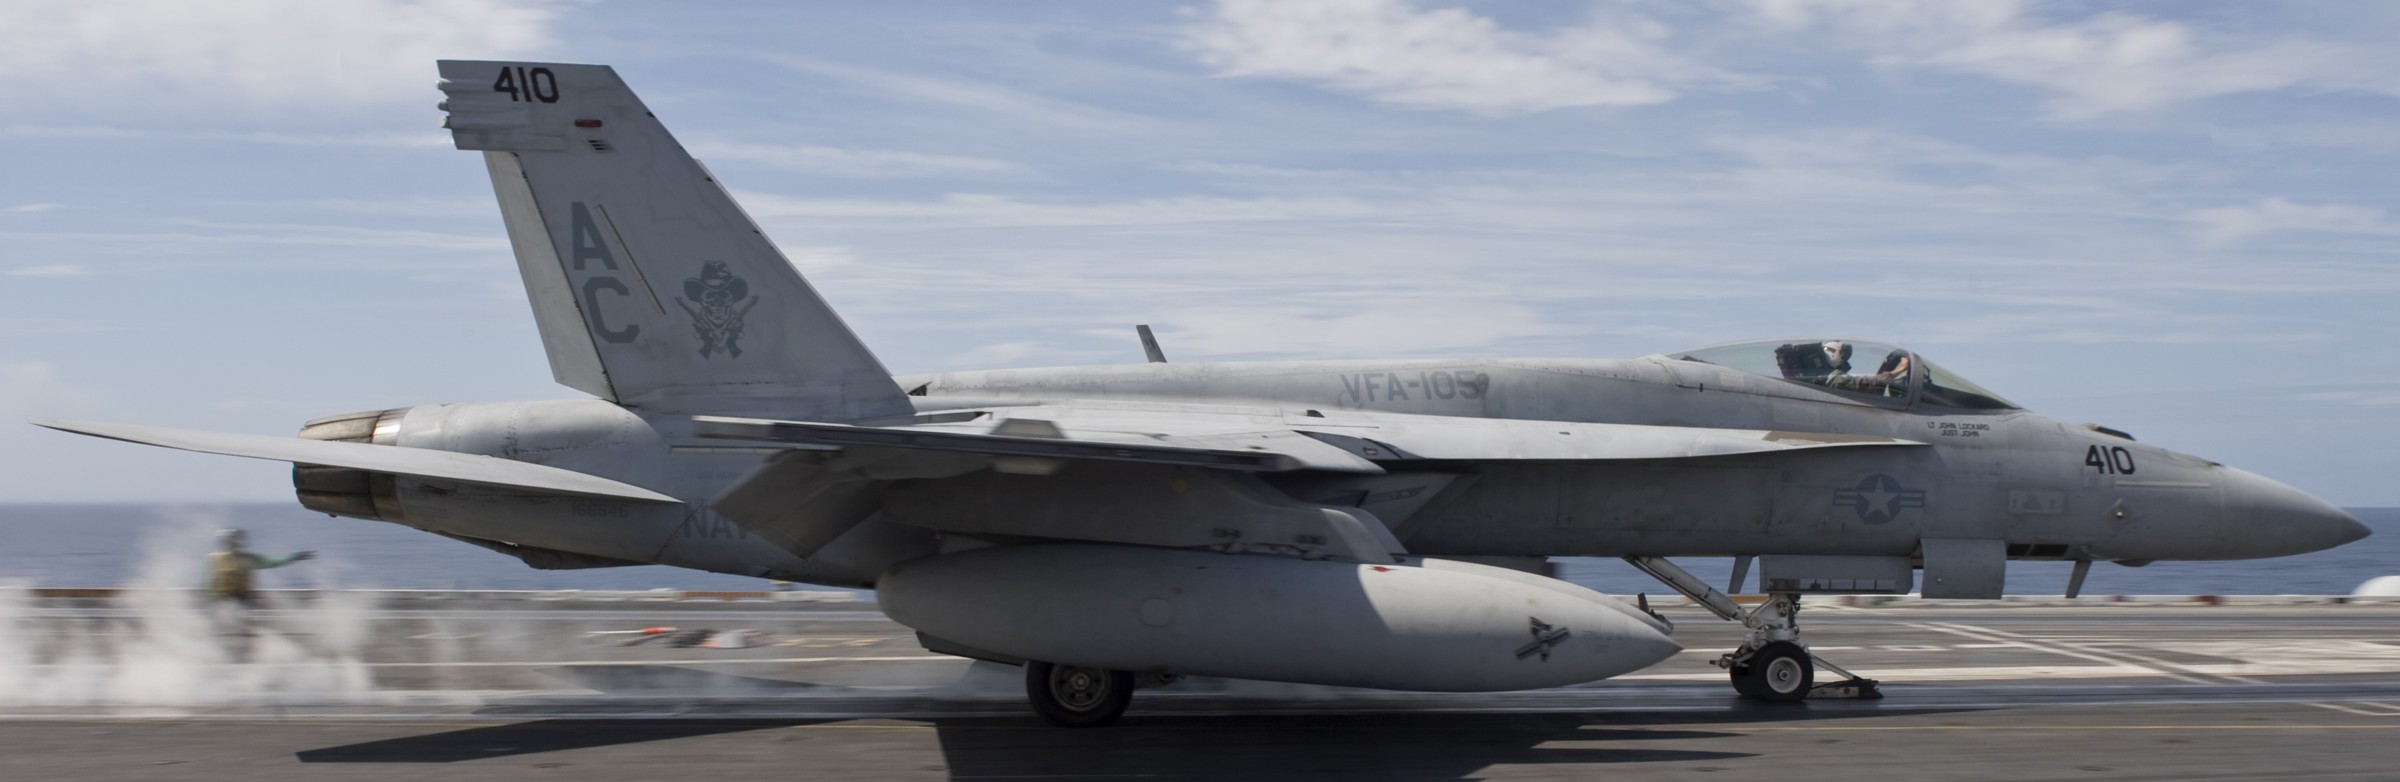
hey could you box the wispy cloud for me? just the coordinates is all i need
[0,318,172,334]
[5,203,65,213]
[761,56,1144,132]
[2294,388,2400,408]
[5,264,90,278]
[782,246,856,274]
[3,221,507,255]
[2209,121,2400,155]
[1159,303,1555,358]
[690,141,1029,178]
[1183,0,1738,114]
[211,196,491,217]
[0,0,557,116]
[0,362,63,409]
[2187,198,2394,245]
[738,191,1383,228]
[729,113,2399,366]
[948,340,1046,368]
[0,126,449,148]
[1746,0,2400,119]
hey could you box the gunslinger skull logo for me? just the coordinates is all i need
[675,261,759,359]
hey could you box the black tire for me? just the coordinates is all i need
[1025,661,1134,727]
[1731,641,1814,702]
[1728,662,1763,699]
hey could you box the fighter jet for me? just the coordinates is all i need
[34,62,2370,727]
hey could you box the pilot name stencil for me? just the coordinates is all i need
[1927,421,1991,438]
[1833,474,1927,525]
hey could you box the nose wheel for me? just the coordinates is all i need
[1624,556,1880,702]
[1729,640,1814,701]
[1026,660,1135,727]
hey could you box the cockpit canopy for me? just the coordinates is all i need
[1669,339,2017,410]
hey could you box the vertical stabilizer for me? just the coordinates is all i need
[437,60,909,420]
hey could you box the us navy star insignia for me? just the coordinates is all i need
[1832,473,1927,525]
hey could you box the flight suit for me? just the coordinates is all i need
[205,550,306,606]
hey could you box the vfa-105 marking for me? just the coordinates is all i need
[35,61,2369,727]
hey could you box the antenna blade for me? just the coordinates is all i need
[1136,324,1168,363]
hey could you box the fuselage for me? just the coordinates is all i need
[900,355,2363,564]
[295,353,2366,590]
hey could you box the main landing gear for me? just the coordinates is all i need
[1025,660,1135,727]
[1624,556,1881,702]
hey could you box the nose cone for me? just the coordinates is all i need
[2339,515,2372,546]
[2221,468,2368,557]
[2338,513,2373,545]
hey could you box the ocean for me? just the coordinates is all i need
[1,503,2393,596]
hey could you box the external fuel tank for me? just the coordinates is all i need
[879,543,1680,692]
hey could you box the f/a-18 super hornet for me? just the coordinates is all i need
[36,61,2370,727]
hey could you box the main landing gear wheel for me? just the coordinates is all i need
[1026,661,1134,727]
[1731,641,1813,702]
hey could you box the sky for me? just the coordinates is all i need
[1,0,2396,505]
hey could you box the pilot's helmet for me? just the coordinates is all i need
[1822,341,1854,370]
[218,528,246,549]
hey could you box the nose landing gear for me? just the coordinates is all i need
[1730,639,1814,701]
[1625,556,1881,702]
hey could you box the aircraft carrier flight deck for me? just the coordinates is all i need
[5,592,2398,781]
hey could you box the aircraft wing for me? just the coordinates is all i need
[692,415,1385,473]
[694,407,1919,475]
[693,406,1916,563]
[31,418,679,503]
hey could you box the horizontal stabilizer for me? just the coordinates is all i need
[31,418,678,503]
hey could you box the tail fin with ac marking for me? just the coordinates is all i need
[437,60,909,420]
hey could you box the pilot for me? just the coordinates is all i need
[205,528,314,608]
[1816,341,1911,395]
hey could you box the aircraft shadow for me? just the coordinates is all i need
[291,718,818,763]
[296,706,1974,777]
[534,664,853,694]
[931,712,1755,778]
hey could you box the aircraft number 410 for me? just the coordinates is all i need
[493,66,560,103]
[2084,444,2136,475]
